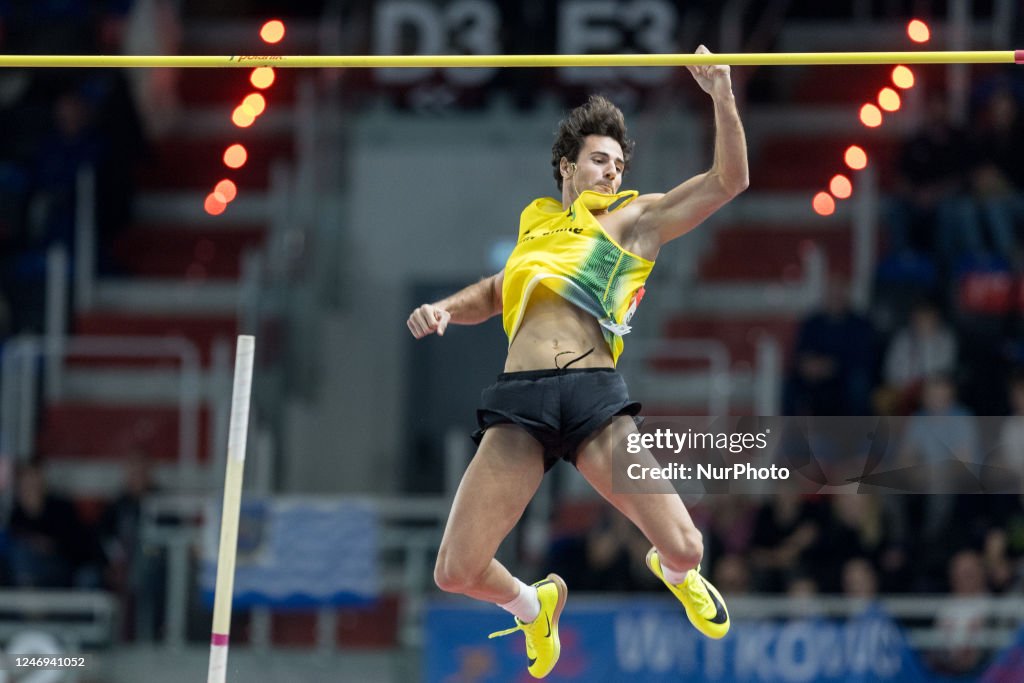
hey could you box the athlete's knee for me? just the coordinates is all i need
[433,548,488,594]
[660,526,704,572]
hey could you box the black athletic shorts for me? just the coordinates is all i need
[471,367,642,471]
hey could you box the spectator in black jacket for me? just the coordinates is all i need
[7,458,104,588]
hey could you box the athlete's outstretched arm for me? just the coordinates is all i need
[407,269,504,338]
[634,45,749,247]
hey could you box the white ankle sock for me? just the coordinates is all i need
[499,578,541,623]
[660,559,690,586]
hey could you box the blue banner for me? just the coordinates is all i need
[425,598,934,682]
[200,497,379,607]
[982,623,1024,683]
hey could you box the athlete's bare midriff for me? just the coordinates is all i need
[504,285,615,371]
[501,202,658,373]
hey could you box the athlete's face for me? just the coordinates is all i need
[565,135,624,197]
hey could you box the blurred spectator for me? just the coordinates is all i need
[900,377,983,589]
[6,458,104,588]
[0,0,98,55]
[702,495,757,566]
[88,70,149,275]
[123,0,181,137]
[0,159,30,251]
[30,88,104,250]
[783,278,876,416]
[878,302,957,414]
[711,553,751,596]
[98,0,136,52]
[980,493,1024,594]
[841,556,879,600]
[0,289,10,357]
[883,91,974,267]
[981,519,1016,594]
[931,550,992,676]
[100,454,165,641]
[546,506,656,592]
[810,495,908,593]
[968,87,1024,270]
[748,494,821,592]
[899,375,981,473]
[0,87,107,335]
[981,372,1024,590]
[996,371,1024,479]
[785,573,818,597]
[784,572,823,618]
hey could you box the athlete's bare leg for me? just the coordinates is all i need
[575,415,704,572]
[434,424,546,603]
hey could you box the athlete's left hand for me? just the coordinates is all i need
[687,45,732,98]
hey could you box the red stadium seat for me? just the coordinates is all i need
[958,272,1014,316]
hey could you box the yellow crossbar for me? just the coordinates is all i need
[0,51,1019,69]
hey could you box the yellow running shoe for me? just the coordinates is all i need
[488,573,568,679]
[646,547,730,639]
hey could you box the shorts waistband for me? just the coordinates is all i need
[497,367,617,382]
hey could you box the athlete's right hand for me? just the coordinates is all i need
[407,303,452,338]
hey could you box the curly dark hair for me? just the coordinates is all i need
[551,94,634,191]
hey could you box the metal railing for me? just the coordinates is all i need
[133,489,1024,656]
[731,595,1024,651]
[139,493,449,649]
[851,165,879,311]
[0,589,117,651]
[74,168,96,313]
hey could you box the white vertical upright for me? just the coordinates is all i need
[207,335,255,683]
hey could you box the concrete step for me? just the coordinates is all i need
[752,135,899,192]
[73,309,238,362]
[685,282,820,314]
[137,136,293,190]
[699,225,853,281]
[747,105,913,137]
[93,279,241,315]
[137,191,273,224]
[112,225,265,279]
[36,402,212,462]
[175,66,300,107]
[163,105,297,137]
[45,459,212,498]
[730,192,854,224]
[126,218,263,233]
[627,368,756,397]
[660,316,798,368]
[624,370,758,416]
[60,367,219,403]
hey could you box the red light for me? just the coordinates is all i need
[860,103,882,128]
[892,66,915,89]
[205,193,227,216]
[845,145,868,170]
[232,106,255,128]
[813,192,835,216]
[830,174,853,199]
[251,67,275,89]
[907,19,930,43]
[878,87,901,112]
[215,179,237,203]
[224,144,247,169]
[243,93,266,117]
[261,20,285,44]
